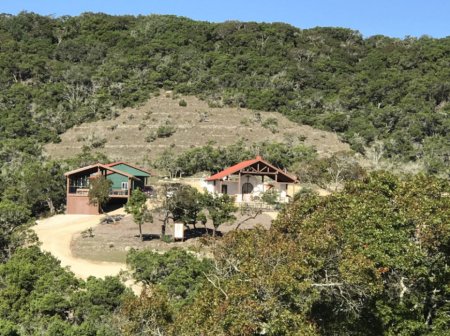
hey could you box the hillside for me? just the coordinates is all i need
[44,92,350,165]
[1,12,448,175]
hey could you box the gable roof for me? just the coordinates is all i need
[104,161,152,176]
[206,156,297,183]
[64,163,138,180]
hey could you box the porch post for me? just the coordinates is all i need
[238,171,241,202]
[128,178,132,196]
[66,176,70,194]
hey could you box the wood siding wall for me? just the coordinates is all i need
[66,195,100,215]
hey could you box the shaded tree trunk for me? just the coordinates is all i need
[46,198,55,215]
[161,223,166,238]
[159,209,173,240]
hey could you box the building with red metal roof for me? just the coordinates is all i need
[204,156,298,203]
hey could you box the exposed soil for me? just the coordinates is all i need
[34,205,275,296]
[71,211,275,263]
[33,209,128,279]
[44,92,350,166]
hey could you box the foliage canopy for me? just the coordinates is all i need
[0,13,448,172]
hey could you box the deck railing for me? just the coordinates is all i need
[109,189,128,196]
[69,187,89,195]
[68,187,128,197]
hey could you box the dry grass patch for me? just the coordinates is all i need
[45,92,350,167]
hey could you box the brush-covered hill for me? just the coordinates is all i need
[44,92,350,165]
[0,13,448,174]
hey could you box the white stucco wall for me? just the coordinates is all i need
[202,180,216,193]
[203,175,291,203]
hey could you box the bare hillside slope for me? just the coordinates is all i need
[45,93,350,166]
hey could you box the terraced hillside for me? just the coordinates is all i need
[45,92,350,166]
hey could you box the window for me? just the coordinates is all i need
[121,182,128,190]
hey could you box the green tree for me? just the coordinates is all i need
[273,172,450,335]
[261,188,279,206]
[155,184,202,239]
[0,320,19,336]
[6,161,66,215]
[201,192,237,237]
[71,276,132,323]
[88,176,112,213]
[0,200,32,261]
[0,246,126,334]
[293,152,365,190]
[115,288,173,336]
[153,148,180,178]
[197,211,207,227]
[127,249,212,302]
[65,146,110,169]
[422,135,450,177]
[170,185,203,228]
[125,189,153,241]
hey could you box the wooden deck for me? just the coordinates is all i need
[68,187,129,198]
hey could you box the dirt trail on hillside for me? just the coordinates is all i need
[33,209,141,294]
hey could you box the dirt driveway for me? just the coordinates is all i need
[33,207,277,295]
[33,210,128,279]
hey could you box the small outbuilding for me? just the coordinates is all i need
[203,156,298,203]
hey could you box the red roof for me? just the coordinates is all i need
[206,158,260,181]
[206,156,297,183]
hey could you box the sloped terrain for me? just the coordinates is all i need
[45,92,350,166]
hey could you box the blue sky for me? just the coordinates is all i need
[1,0,449,38]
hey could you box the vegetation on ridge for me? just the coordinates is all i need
[0,12,448,174]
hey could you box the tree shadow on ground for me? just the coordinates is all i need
[184,227,223,239]
[103,199,127,212]
[138,233,162,241]
[133,228,223,242]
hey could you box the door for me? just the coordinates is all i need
[241,182,253,202]
[221,184,228,194]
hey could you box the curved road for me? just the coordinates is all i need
[34,212,126,278]
[33,210,141,294]
[34,208,277,294]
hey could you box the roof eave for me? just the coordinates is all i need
[106,161,152,176]
[64,163,139,180]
